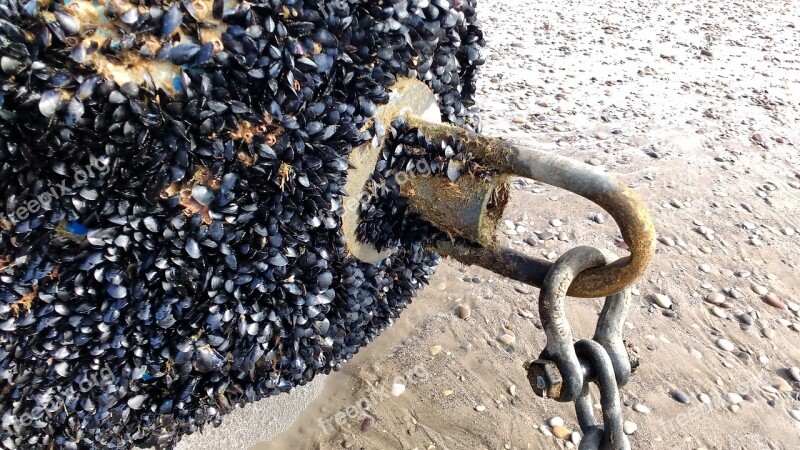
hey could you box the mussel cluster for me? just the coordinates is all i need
[357,117,500,253]
[0,0,483,448]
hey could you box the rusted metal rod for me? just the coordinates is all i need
[406,115,655,298]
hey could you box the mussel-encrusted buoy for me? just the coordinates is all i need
[0,0,484,448]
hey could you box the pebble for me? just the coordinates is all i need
[711,307,727,319]
[595,132,610,140]
[705,293,725,305]
[724,393,743,404]
[633,404,651,414]
[762,294,786,309]
[729,404,740,413]
[591,212,605,223]
[790,410,800,422]
[699,264,711,273]
[460,342,472,351]
[587,158,603,167]
[716,339,735,352]
[514,285,532,295]
[550,218,563,227]
[391,383,406,397]
[509,385,517,397]
[772,376,791,393]
[475,405,486,412]
[498,334,516,346]
[549,417,565,427]
[762,328,776,339]
[751,285,768,295]
[361,417,374,432]
[789,367,800,382]
[540,426,552,437]
[658,236,675,247]
[571,432,582,445]
[456,304,471,319]
[698,393,711,404]
[739,313,753,325]
[441,389,453,397]
[429,345,443,356]
[552,425,572,439]
[652,294,673,309]
[518,309,536,319]
[671,390,691,404]
[537,231,554,240]
[623,421,638,435]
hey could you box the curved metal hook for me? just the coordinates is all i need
[408,115,656,298]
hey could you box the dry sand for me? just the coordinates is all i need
[191,0,800,448]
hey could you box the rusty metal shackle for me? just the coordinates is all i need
[526,246,634,450]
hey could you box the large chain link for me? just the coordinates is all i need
[526,246,637,450]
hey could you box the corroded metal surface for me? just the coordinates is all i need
[400,173,510,248]
[341,78,441,263]
[405,115,656,298]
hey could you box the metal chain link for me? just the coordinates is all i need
[526,246,637,450]
[573,339,630,450]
